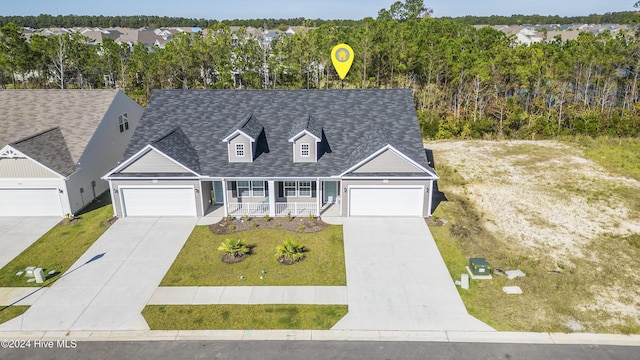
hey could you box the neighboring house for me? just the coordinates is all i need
[104,89,439,218]
[0,90,143,217]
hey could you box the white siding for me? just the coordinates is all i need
[120,149,188,173]
[352,149,422,173]
[0,157,59,178]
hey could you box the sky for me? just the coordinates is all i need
[0,0,636,20]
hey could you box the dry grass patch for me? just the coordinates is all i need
[429,139,640,333]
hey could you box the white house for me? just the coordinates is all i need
[0,90,143,217]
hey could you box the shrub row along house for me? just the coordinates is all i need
[0,89,438,218]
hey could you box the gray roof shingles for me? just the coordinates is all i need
[289,114,323,140]
[152,127,201,174]
[11,127,76,177]
[0,90,119,172]
[224,113,264,141]
[121,89,434,178]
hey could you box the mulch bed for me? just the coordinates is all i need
[210,215,329,234]
[58,216,81,226]
[100,216,119,227]
[425,217,448,227]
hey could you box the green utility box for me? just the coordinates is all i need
[469,258,491,276]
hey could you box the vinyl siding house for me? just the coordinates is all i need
[104,89,438,218]
[0,90,143,217]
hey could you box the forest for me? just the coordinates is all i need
[1,0,640,139]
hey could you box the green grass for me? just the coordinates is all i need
[566,136,640,181]
[0,306,29,325]
[161,225,346,286]
[430,154,640,334]
[0,194,114,287]
[142,304,348,330]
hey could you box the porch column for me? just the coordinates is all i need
[316,178,321,216]
[222,180,228,217]
[427,180,434,217]
[268,180,276,217]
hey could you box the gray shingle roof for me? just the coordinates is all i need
[152,127,201,174]
[11,127,76,177]
[289,114,323,140]
[0,89,119,167]
[224,113,264,141]
[120,89,434,178]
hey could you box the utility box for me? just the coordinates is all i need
[34,268,45,283]
[469,258,491,276]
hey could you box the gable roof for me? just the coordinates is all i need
[223,113,264,142]
[151,127,201,174]
[119,89,435,179]
[0,89,119,166]
[10,127,76,177]
[289,114,322,141]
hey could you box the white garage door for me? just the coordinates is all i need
[120,187,197,217]
[0,188,64,217]
[349,186,423,217]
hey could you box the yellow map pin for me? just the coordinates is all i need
[331,44,354,80]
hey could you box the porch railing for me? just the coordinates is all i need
[227,202,269,216]
[275,202,318,216]
[226,202,319,217]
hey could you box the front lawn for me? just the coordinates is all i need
[0,193,114,287]
[160,225,346,286]
[143,304,348,330]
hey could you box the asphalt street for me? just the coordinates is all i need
[0,341,638,360]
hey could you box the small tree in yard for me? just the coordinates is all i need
[275,239,306,265]
[218,238,250,263]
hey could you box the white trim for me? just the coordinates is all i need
[108,179,117,217]
[341,176,435,180]
[235,143,246,157]
[106,176,200,180]
[287,130,321,143]
[297,180,312,197]
[300,143,310,158]
[222,180,228,217]
[251,180,266,197]
[338,145,438,178]
[347,185,425,217]
[118,185,197,217]
[236,180,251,197]
[316,178,321,216]
[428,179,434,217]
[103,145,201,179]
[0,145,67,179]
[222,129,255,143]
[283,180,297,197]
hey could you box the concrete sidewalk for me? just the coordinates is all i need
[0,329,638,346]
[0,217,197,331]
[333,217,493,332]
[0,217,60,270]
[148,286,347,305]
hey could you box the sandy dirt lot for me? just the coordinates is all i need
[429,140,640,325]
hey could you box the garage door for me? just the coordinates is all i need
[120,187,197,217]
[0,188,64,217]
[349,186,423,217]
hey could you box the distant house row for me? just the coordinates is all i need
[477,23,633,46]
[21,26,303,50]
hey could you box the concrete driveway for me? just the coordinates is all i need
[332,217,494,331]
[0,217,197,331]
[0,217,60,270]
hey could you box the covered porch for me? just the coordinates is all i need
[203,179,340,218]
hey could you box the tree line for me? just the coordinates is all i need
[1,0,640,139]
[0,11,635,30]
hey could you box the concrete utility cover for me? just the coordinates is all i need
[333,217,493,331]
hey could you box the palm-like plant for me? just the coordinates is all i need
[275,239,306,265]
[217,238,249,263]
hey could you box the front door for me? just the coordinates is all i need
[213,181,224,204]
[323,181,338,204]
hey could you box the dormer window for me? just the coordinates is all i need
[235,143,245,157]
[300,143,310,157]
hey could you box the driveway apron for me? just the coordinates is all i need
[332,217,493,331]
[0,217,197,331]
[0,217,60,270]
